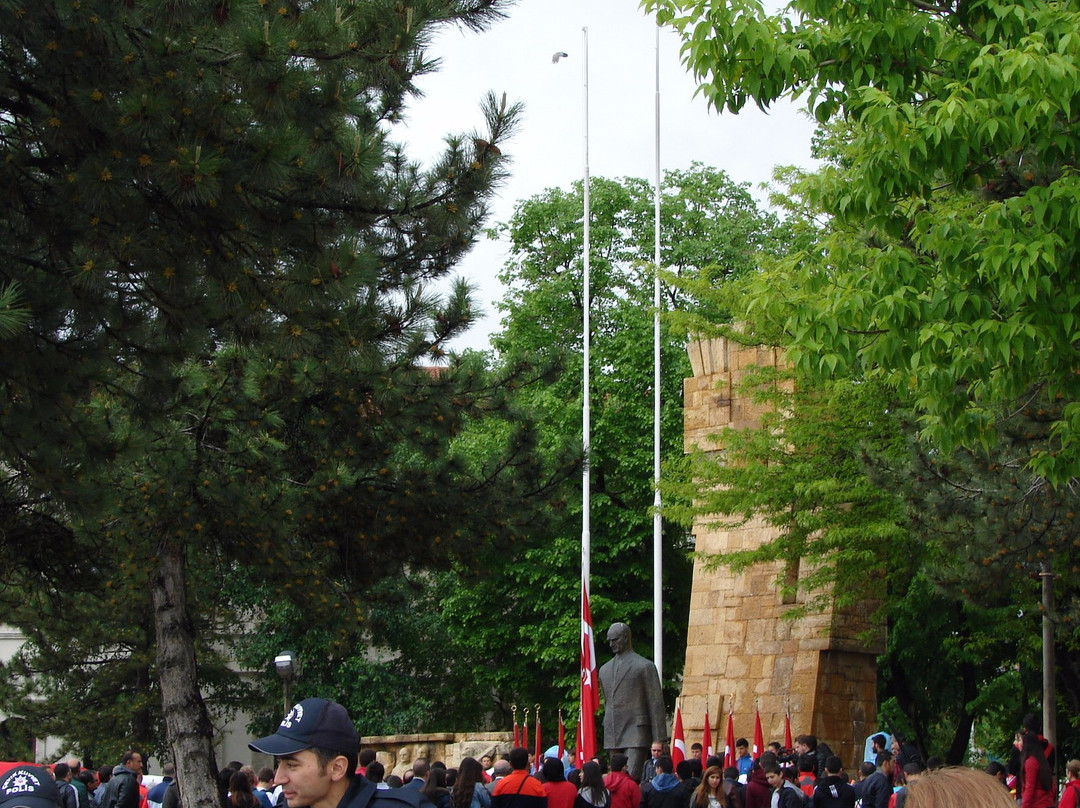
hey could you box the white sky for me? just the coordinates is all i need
[398,0,817,353]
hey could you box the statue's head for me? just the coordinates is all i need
[607,622,632,655]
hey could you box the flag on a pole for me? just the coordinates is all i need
[513,708,520,747]
[784,712,793,750]
[702,707,713,759]
[723,711,736,770]
[671,705,686,767]
[523,711,530,754]
[535,709,542,768]
[558,711,566,761]
[753,710,764,760]
[578,583,599,766]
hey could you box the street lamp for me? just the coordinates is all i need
[274,651,298,716]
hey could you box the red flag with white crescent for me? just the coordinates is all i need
[672,705,686,767]
[784,712,793,749]
[578,582,599,766]
[724,711,736,770]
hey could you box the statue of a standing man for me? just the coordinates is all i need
[598,622,668,780]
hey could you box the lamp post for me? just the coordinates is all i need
[274,651,297,716]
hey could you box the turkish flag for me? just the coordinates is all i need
[724,711,736,770]
[578,582,599,766]
[672,705,686,767]
[702,708,713,759]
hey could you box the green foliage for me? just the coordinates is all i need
[0,0,555,773]
[644,0,1080,484]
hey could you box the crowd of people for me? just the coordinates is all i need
[1,706,1074,808]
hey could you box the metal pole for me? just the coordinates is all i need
[582,26,591,601]
[1041,563,1056,760]
[652,25,663,683]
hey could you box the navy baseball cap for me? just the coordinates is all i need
[249,698,360,756]
[0,767,60,808]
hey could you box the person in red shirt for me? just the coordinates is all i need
[603,755,640,808]
[1021,732,1056,808]
[1060,760,1080,808]
[540,759,576,808]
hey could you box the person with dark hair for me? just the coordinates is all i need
[810,756,854,808]
[602,755,638,808]
[1020,731,1055,808]
[450,758,489,808]
[541,759,575,808]
[420,770,450,808]
[52,764,77,808]
[733,743,752,781]
[491,749,546,808]
[574,762,608,808]
[760,762,804,808]
[385,779,403,790]
[358,753,377,778]
[742,757,771,808]
[404,763,431,794]
[720,768,742,808]
[249,697,430,808]
[857,754,892,808]
[639,758,681,808]
[229,771,258,808]
[690,766,726,808]
[795,758,815,800]
[365,764,387,792]
[98,752,143,808]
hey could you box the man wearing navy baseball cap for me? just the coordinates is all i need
[250,698,429,808]
[0,766,61,808]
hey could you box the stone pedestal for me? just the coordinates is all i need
[679,338,883,767]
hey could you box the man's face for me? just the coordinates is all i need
[690,748,701,760]
[736,745,748,759]
[126,755,143,775]
[795,742,808,755]
[274,751,336,808]
[608,628,629,655]
[765,771,783,789]
[882,760,895,778]
[650,744,663,759]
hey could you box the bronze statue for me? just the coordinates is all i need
[598,622,668,779]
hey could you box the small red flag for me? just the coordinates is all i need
[753,710,764,761]
[558,712,566,761]
[784,712,793,750]
[702,707,713,759]
[535,710,542,768]
[578,582,599,766]
[672,705,686,767]
[724,711,736,770]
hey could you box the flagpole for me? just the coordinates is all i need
[581,25,592,605]
[651,22,664,684]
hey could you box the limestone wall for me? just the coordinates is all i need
[679,338,883,767]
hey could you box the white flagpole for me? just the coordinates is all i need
[582,26,592,602]
[652,25,664,682]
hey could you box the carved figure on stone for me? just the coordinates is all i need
[598,622,668,779]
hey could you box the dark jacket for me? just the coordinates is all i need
[100,768,140,808]
[775,782,807,808]
[639,774,682,808]
[858,772,890,808]
[340,775,432,808]
[810,776,855,808]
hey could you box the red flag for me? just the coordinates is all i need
[535,710,542,768]
[784,712,793,749]
[724,711,736,770]
[672,705,686,767]
[558,712,566,761]
[753,710,764,760]
[702,708,713,759]
[578,583,599,765]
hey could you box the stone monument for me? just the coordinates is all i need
[678,337,884,766]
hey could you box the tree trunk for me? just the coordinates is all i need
[150,537,221,808]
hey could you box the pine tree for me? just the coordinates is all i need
[0,0,549,801]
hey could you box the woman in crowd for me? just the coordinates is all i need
[451,757,491,808]
[1020,730,1057,808]
[423,768,453,808]
[690,767,726,808]
[575,762,610,808]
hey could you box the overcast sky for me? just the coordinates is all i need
[398,0,817,353]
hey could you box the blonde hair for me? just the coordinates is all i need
[905,767,1014,808]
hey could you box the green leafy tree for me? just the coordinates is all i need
[415,166,784,725]
[644,0,1080,484]
[0,0,558,800]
